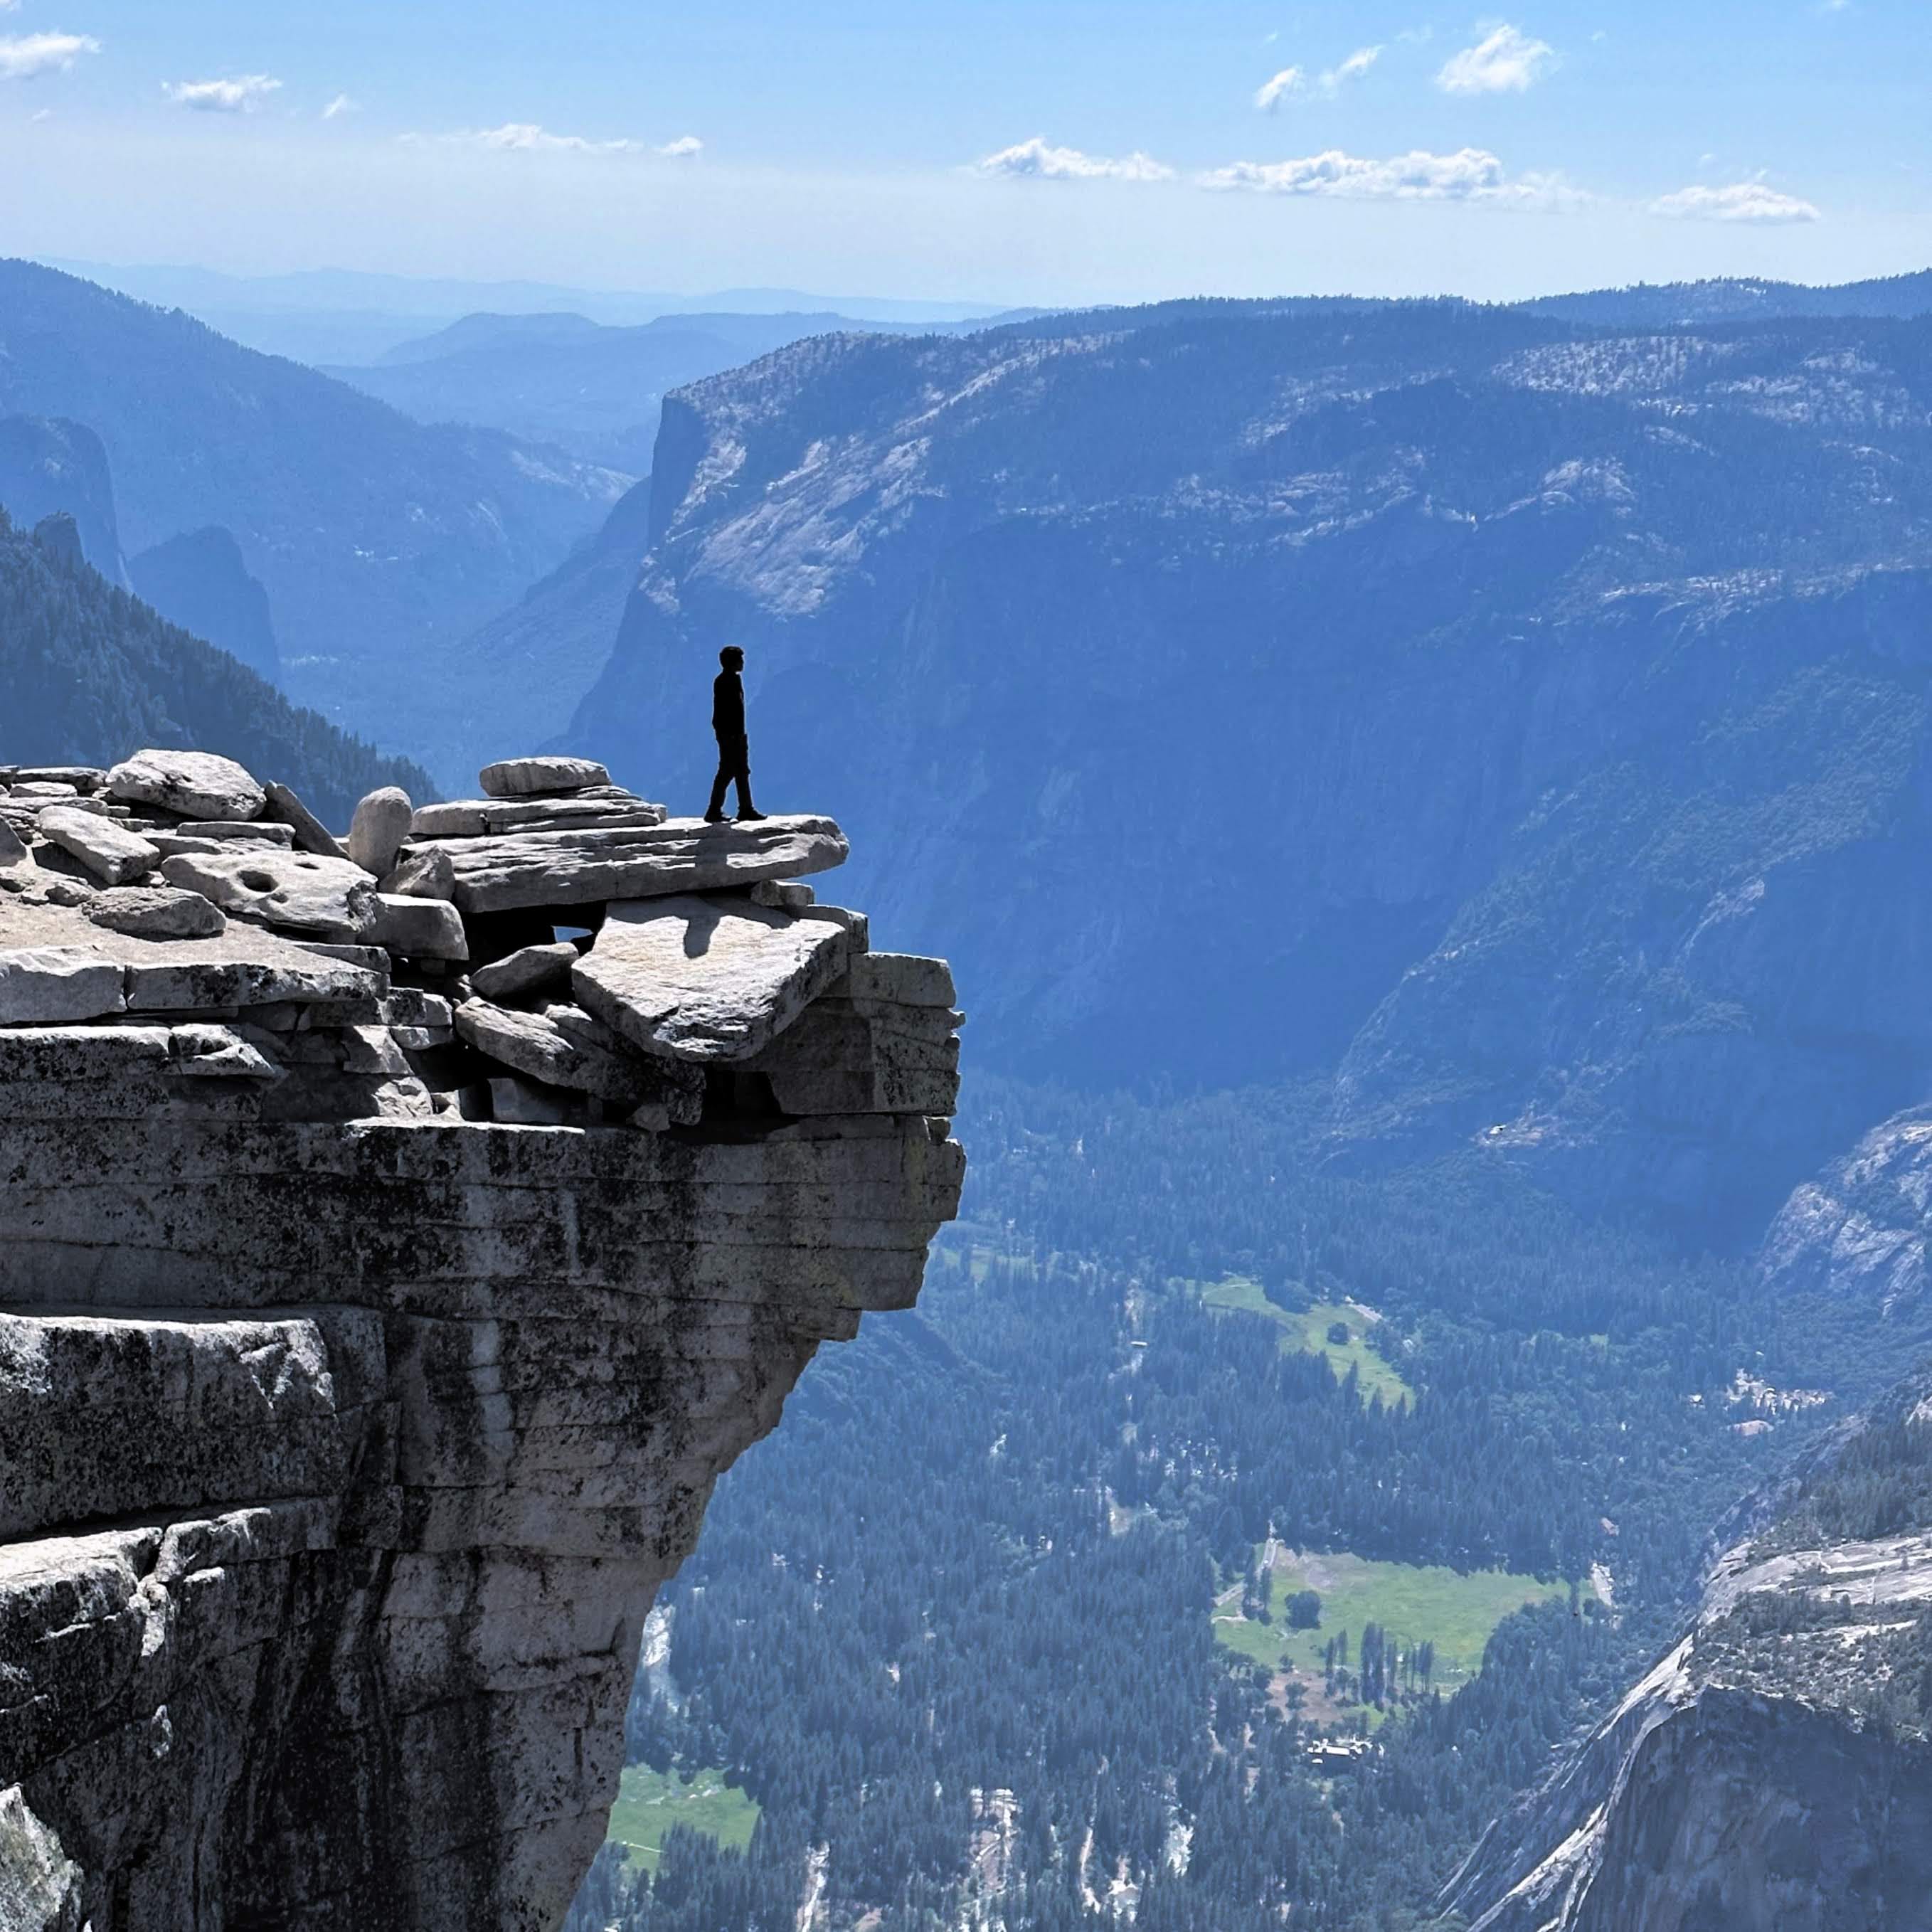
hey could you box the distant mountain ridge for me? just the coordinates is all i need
[326,307,1050,471]
[1521,266,1932,325]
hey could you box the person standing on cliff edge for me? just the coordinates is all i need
[704,644,765,823]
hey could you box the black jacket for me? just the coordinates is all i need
[712,669,745,741]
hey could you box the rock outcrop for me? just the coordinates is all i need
[0,748,964,1931]
[1444,1371,1932,1932]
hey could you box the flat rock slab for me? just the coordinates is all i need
[479,756,610,798]
[261,781,349,860]
[36,807,159,886]
[1,899,387,1010]
[0,946,127,1024]
[106,750,265,823]
[85,886,228,940]
[421,814,848,915]
[573,894,851,1064]
[455,997,703,1115]
[409,796,667,839]
[161,849,379,942]
[176,822,294,845]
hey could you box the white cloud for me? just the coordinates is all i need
[164,74,282,112]
[655,134,703,157]
[1254,66,1305,111]
[1649,181,1821,223]
[1436,24,1556,94]
[322,92,356,120]
[0,31,100,80]
[976,137,1174,181]
[1201,145,1584,208]
[1256,46,1381,110]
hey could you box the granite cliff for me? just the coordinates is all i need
[1445,1364,1932,1932]
[0,749,963,1929]
[564,299,1932,1243]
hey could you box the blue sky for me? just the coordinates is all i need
[1,0,1927,305]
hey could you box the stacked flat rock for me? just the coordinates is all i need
[2,743,961,1137]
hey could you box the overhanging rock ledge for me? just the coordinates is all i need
[0,750,965,1931]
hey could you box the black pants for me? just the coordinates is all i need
[706,736,753,817]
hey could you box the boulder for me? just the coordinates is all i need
[0,819,25,866]
[378,848,455,901]
[478,756,610,798]
[160,849,379,941]
[85,886,228,940]
[454,997,703,1115]
[573,895,851,1064]
[368,894,467,962]
[422,815,849,916]
[346,787,414,878]
[0,946,126,1024]
[12,782,77,798]
[470,941,578,1003]
[106,749,265,822]
[36,807,161,886]
[261,781,349,861]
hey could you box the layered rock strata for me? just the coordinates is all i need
[0,750,964,1931]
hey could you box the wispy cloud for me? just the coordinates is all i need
[1650,181,1821,223]
[977,137,1174,181]
[1436,24,1556,94]
[1202,145,1584,207]
[655,134,703,157]
[322,92,356,120]
[0,31,100,80]
[1256,46,1382,111]
[437,122,648,154]
[1328,46,1383,87]
[164,74,282,112]
[1254,67,1306,111]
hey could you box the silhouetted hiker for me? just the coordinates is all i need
[704,645,765,822]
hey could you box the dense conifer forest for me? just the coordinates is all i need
[563,1073,1901,1931]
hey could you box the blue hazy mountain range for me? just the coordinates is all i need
[0,258,627,763]
[51,258,1019,368]
[323,307,1045,472]
[559,291,1932,1246]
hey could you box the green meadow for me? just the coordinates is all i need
[1199,1276,1416,1408]
[1214,1545,1581,1691]
[604,1765,760,1874]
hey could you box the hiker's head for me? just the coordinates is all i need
[720,646,745,671]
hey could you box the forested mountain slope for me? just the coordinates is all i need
[0,508,429,819]
[0,259,623,770]
[566,297,1932,1243]
[1524,267,1932,326]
